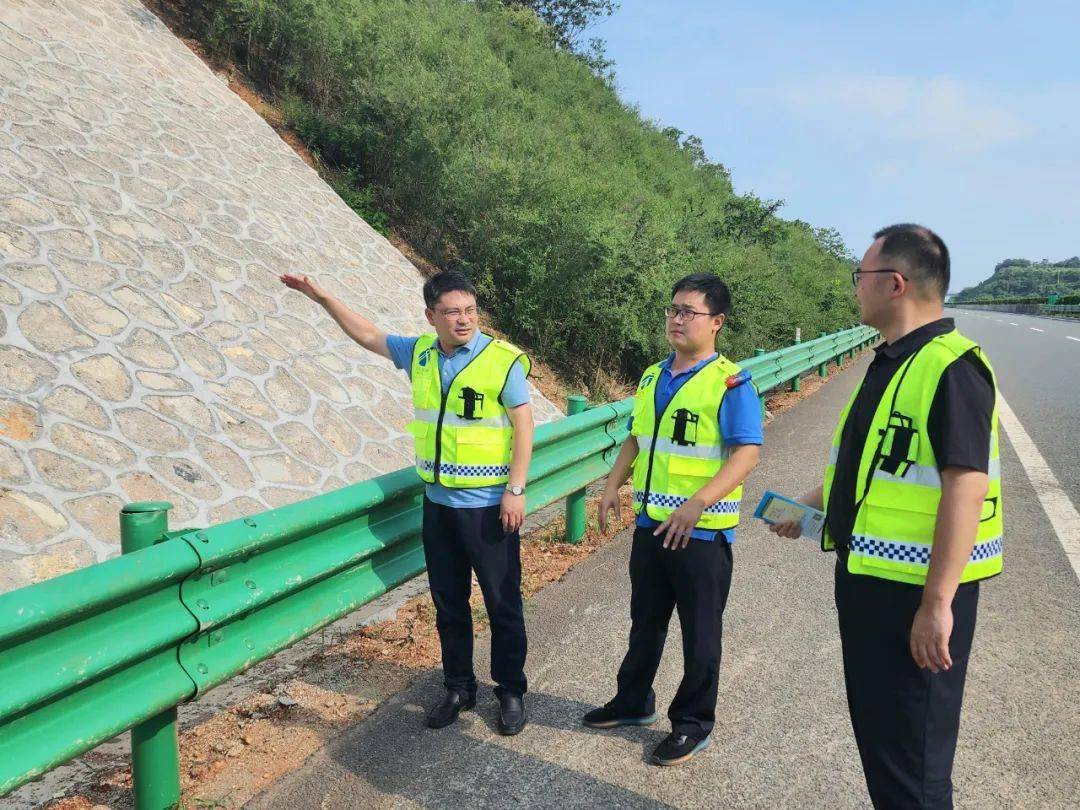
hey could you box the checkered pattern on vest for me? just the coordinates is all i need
[417,459,511,479]
[634,490,740,514]
[850,535,1003,566]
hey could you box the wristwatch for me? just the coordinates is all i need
[505,484,526,496]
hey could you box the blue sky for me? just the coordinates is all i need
[591,1,1080,292]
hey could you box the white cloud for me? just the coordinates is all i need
[780,76,1036,154]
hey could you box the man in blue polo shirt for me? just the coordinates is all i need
[584,272,762,766]
[281,270,533,735]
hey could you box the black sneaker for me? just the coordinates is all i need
[651,732,711,766]
[427,690,476,729]
[582,704,658,729]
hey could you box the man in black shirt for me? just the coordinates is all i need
[771,224,1000,809]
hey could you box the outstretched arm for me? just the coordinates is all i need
[280,273,391,360]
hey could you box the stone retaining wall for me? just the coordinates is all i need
[0,0,561,592]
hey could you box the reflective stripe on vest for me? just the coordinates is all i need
[821,329,1003,585]
[408,334,529,488]
[630,354,745,531]
[413,407,511,429]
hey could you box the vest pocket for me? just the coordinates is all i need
[454,426,509,447]
[665,453,719,481]
[858,483,938,565]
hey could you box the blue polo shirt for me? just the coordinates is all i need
[386,330,530,508]
[629,353,763,543]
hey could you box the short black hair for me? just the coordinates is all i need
[873,223,950,299]
[671,272,732,317]
[423,271,477,309]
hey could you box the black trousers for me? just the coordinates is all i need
[611,526,734,739]
[835,561,980,810]
[421,497,527,699]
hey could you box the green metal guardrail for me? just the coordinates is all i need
[1043,304,1080,318]
[0,323,877,807]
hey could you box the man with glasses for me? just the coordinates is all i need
[280,270,534,735]
[584,272,762,766]
[770,225,1001,808]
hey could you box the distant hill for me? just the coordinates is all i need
[954,258,1080,301]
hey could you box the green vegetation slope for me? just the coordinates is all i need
[179,0,858,382]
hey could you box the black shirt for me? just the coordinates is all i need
[826,318,995,560]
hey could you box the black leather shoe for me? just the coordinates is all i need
[427,690,475,729]
[497,693,527,736]
[582,704,658,729]
[651,732,711,766]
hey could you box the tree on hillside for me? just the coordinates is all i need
[721,194,784,247]
[501,0,618,48]
[816,227,853,264]
[994,258,1031,271]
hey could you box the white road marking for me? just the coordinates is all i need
[1030,327,1044,332]
[1008,322,1019,326]
[1067,336,1080,343]
[998,395,1080,583]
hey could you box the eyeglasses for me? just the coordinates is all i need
[664,306,717,322]
[851,268,908,286]
[435,306,479,319]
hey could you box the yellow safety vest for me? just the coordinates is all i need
[630,355,746,531]
[407,333,529,488]
[822,329,1003,585]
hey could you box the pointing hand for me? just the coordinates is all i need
[280,272,328,304]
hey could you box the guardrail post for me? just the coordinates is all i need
[753,349,767,417]
[818,331,829,377]
[565,395,589,544]
[790,335,801,392]
[120,501,181,810]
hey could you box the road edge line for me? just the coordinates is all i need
[998,394,1080,583]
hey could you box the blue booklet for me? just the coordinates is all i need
[754,490,825,540]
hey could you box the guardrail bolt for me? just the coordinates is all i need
[119,501,182,810]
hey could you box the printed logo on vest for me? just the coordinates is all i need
[671,408,699,447]
[459,386,485,420]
